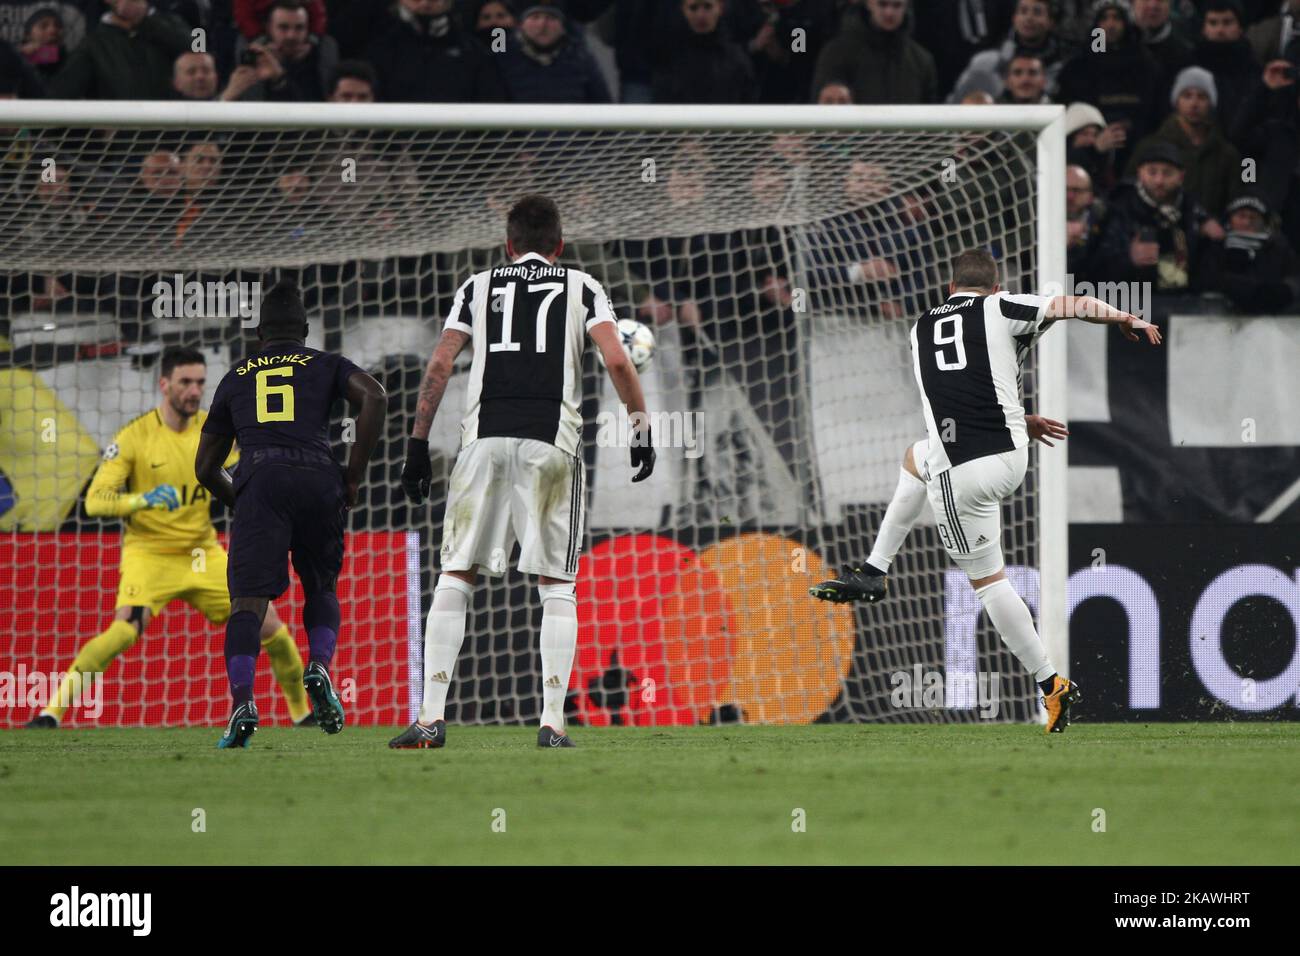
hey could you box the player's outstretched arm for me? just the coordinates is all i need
[590,320,655,482]
[341,369,387,509]
[195,431,237,509]
[402,328,470,504]
[1046,295,1162,345]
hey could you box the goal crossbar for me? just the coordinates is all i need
[2,100,1067,132]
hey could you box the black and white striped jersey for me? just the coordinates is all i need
[909,291,1055,477]
[445,251,617,456]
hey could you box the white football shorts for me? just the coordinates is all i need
[439,436,585,580]
[914,438,1027,579]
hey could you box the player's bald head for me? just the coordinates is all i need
[257,279,308,342]
[950,249,999,293]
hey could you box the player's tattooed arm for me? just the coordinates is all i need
[410,329,470,440]
[195,431,237,509]
[402,329,469,505]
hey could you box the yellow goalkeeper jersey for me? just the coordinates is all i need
[86,408,237,554]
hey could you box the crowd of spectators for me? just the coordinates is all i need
[0,0,1297,322]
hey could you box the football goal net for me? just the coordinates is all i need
[0,101,1066,727]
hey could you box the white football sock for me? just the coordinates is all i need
[417,575,473,724]
[975,578,1055,683]
[867,467,928,572]
[538,583,578,732]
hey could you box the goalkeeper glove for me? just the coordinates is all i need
[139,484,180,512]
[401,437,432,504]
[630,424,655,483]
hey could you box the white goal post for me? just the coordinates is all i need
[0,100,1067,726]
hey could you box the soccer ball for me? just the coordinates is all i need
[600,318,656,373]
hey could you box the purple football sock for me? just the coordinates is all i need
[303,592,340,669]
[224,610,262,706]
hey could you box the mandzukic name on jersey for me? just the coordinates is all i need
[447,252,616,457]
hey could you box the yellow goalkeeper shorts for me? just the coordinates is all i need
[115,543,232,623]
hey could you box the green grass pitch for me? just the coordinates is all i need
[2,723,1297,865]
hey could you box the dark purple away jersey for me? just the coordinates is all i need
[202,342,363,484]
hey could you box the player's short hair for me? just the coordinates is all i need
[951,249,999,291]
[507,194,562,255]
[161,345,206,378]
[257,279,308,340]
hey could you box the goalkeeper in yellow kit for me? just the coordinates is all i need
[25,346,313,727]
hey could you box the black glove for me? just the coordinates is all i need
[401,436,432,504]
[630,424,655,483]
